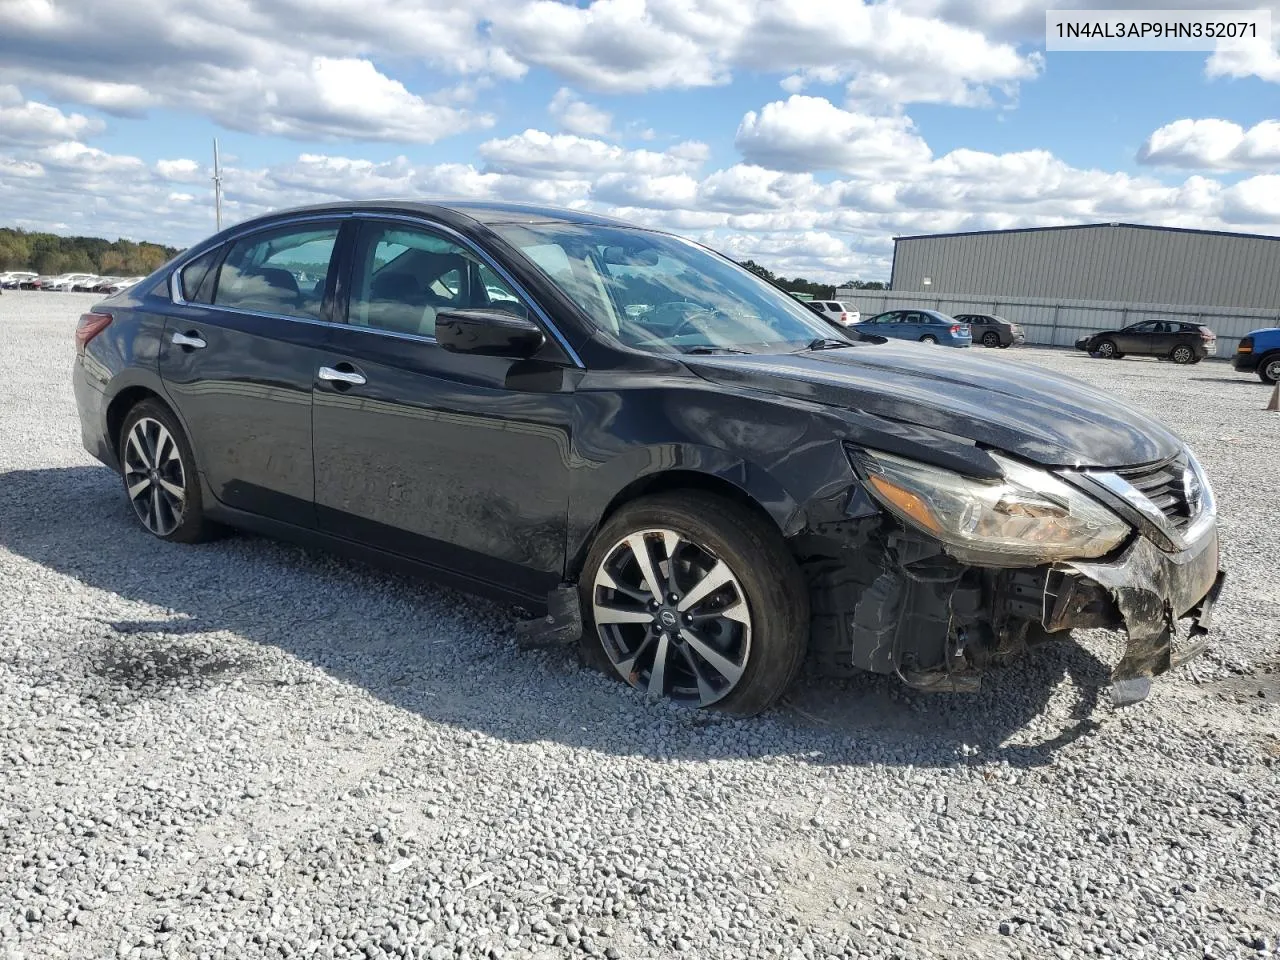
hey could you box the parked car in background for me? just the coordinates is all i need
[1076,319,1215,364]
[71,200,1220,713]
[808,300,861,327]
[953,313,1025,349]
[78,277,119,292]
[0,271,37,289]
[1233,328,1280,384]
[44,273,99,292]
[852,309,971,348]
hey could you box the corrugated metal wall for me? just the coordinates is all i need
[829,288,1279,355]
[890,225,1280,311]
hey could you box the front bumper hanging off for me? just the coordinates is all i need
[1058,526,1224,705]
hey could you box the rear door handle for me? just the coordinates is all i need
[172,331,206,349]
[318,364,366,386]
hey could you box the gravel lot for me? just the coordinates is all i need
[1,289,1277,960]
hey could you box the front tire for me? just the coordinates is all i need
[1259,354,1280,384]
[118,399,215,543]
[1096,339,1119,359]
[580,491,808,715]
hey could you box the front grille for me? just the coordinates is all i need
[1115,457,1193,530]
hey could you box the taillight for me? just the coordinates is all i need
[1200,329,1214,341]
[840,312,849,323]
[75,312,112,355]
[950,324,964,334]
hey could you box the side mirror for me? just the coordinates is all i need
[435,309,546,358]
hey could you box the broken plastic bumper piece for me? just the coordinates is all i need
[1059,524,1224,706]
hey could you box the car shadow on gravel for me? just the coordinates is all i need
[3,465,1114,770]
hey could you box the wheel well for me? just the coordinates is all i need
[105,386,166,457]
[574,470,780,578]
[1259,349,1280,369]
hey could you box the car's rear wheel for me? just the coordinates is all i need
[118,399,214,543]
[1261,354,1280,384]
[1171,344,1195,364]
[580,491,808,715]
[981,331,1000,348]
[1096,339,1119,359]
[920,335,938,344]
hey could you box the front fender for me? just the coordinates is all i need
[564,382,862,577]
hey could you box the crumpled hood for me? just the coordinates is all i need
[683,343,1183,468]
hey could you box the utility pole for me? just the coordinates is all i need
[212,138,223,231]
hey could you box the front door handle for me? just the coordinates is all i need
[318,364,366,386]
[172,331,206,349]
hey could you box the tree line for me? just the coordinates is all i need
[738,260,886,299]
[0,227,180,276]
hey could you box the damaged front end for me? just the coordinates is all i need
[799,444,1224,705]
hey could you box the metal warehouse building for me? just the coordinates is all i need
[889,223,1280,310]
[836,223,1280,354]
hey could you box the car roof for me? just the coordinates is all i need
[227,199,637,233]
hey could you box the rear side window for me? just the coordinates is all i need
[826,301,842,310]
[214,224,340,320]
[179,248,221,304]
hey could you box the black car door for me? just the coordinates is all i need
[159,218,344,526]
[311,216,577,600]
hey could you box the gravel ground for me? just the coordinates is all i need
[1,289,1277,960]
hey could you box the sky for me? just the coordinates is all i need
[0,0,1277,282]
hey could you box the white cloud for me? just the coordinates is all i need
[478,129,708,178]
[0,86,103,146]
[156,158,203,181]
[735,96,932,174]
[548,88,614,137]
[1139,118,1280,170]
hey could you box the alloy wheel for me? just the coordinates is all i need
[1266,358,1280,383]
[1172,346,1193,364]
[592,528,752,706]
[123,417,186,536]
[1098,341,1115,358]
[982,332,1000,347]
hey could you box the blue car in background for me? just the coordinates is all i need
[852,309,972,347]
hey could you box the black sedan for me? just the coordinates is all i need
[73,201,1223,713]
[1075,319,1216,363]
[952,313,1025,348]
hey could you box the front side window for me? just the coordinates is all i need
[489,222,851,355]
[213,224,339,319]
[349,222,529,338]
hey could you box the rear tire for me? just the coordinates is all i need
[1170,344,1195,364]
[579,491,808,716]
[981,332,1000,348]
[920,335,938,344]
[118,399,216,543]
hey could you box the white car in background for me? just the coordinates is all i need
[808,300,861,326]
[0,271,37,289]
[44,273,99,291]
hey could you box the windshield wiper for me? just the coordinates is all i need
[797,337,854,352]
[683,345,752,355]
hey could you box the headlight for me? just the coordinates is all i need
[851,448,1130,563]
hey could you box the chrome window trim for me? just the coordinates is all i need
[165,209,584,367]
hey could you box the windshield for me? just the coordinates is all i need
[491,222,851,354]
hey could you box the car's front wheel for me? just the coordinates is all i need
[118,399,215,543]
[580,491,808,715]
[1170,344,1195,364]
[1259,354,1280,384]
[1096,339,1120,359]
